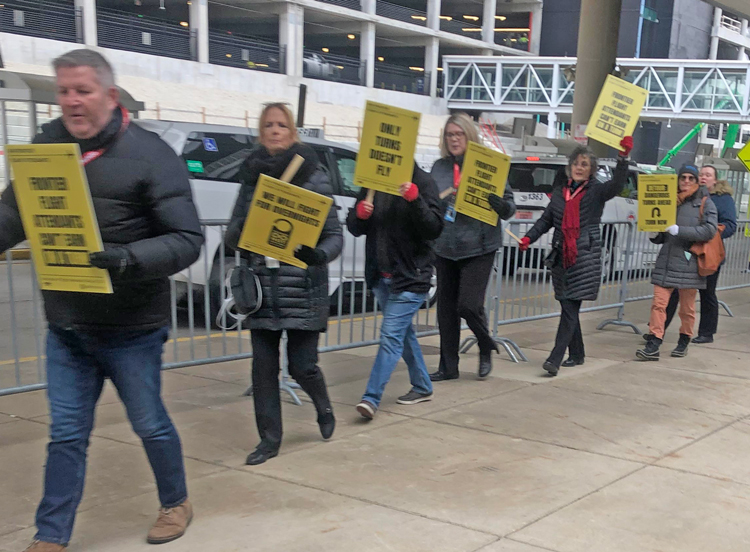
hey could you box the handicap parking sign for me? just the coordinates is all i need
[203,138,218,152]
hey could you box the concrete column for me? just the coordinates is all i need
[571,0,622,157]
[360,22,375,88]
[427,0,441,31]
[189,0,209,64]
[425,37,439,97]
[482,0,496,46]
[739,19,749,60]
[74,0,97,46]
[709,7,722,60]
[546,111,557,139]
[361,0,375,15]
[280,3,304,77]
[529,4,543,54]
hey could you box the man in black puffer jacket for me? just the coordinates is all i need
[347,165,443,419]
[0,50,203,551]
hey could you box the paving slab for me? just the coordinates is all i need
[2,469,496,552]
[478,539,561,552]
[552,362,750,417]
[656,345,750,380]
[250,418,640,536]
[427,384,732,462]
[511,466,750,552]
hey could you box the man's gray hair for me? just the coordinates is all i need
[52,49,116,89]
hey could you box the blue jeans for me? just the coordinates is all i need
[362,279,433,407]
[35,325,187,545]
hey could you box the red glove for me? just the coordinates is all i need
[401,182,419,202]
[519,237,531,252]
[619,136,633,156]
[355,200,373,220]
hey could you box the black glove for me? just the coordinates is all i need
[294,245,327,266]
[487,193,507,215]
[89,247,134,277]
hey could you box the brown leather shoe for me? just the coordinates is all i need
[147,499,193,544]
[23,541,65,551]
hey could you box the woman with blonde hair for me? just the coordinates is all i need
[226,102,343,465]
[429,112,516,382]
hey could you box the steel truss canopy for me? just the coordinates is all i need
[443,56,750,123]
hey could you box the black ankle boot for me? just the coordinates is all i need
[301,373,336,440]
[317,408,335,440]
[478,352,493,378]
[636,336,662,361]
[671,334,690,358]
[246,446,278,465]
[562,357,584,367]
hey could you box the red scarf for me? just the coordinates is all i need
[562,180,588,269]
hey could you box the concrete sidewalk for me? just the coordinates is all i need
[1,290,750,552]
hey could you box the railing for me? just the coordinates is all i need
[443,56,750,122]
[376,1,427,27]
[375,63,430,95]
[440,17,480,37]
[97,6,193,61]
[209,31,284,74]
[302,50,365,86]
[721,14,743,34]
[316,0,361,10]
[0,0,79,43]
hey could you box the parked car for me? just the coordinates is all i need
[133,120,436,322]
[303,53,341,80]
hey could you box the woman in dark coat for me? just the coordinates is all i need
[520,138,632,376]
[226,103,343,465]
[430,112,516,382]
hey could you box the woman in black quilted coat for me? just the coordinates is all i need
[226,103,343,465]
[520,139,632,376]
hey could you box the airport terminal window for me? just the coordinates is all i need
[182,132,255,183]
[508,165,558,194]
[335,155,360,197]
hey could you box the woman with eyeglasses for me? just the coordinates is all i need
[636,164,718,361]
[226,103,343,465]
[519,138,633,376]
[429,113,516,382]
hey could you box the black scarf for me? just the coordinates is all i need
[239,142,319,189]
[38,106,123,153]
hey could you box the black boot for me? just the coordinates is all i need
[478,351,493,379]
[562,357,584,367]
[543,360,559,377]
[246,445,278,466]
[636,336,662,361]
[671,334,691,358]
[430,370,459,382]
[298,371,336,440]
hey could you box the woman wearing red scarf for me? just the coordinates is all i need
[519,138,632,376]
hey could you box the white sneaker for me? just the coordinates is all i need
[356,401,376,420]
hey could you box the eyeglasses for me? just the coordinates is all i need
[445,131,465,140]
[679,175,697,181]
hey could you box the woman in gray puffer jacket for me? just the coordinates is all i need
[430,113,516,382]
[226,103,343,466]
[636,164,717,361]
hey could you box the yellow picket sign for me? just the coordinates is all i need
[454,141,511,226]
[738,141,750,173]
[745,222,750,238]
[6,144,112,293]
[585,75,647,151]
[353,101,420,196]
[637,174,677,232]
[237,174,333,268]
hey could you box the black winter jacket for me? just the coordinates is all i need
[0,108,204,331]
[346,165,443,295]
[524,158,628,301]
[431,155,517,261]
[225,144,343,332]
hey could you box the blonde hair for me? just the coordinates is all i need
[440,112,480,158]
[258,103,299,147]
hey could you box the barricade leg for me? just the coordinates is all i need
[597,222,640,334]
[718,300,734,317]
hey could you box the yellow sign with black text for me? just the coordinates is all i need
[237,175,333,268]
[7,144,112,293]
[738,141,750,173]
[585,75,647,151]
[353,101,420,196]
[454,142,511,226]
[637,174,677,232]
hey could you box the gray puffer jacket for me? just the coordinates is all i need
[431,155,516,260]
[650,186,717,290]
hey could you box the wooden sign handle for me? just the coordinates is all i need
[280,154,304,183]
[504,227,522,244]
[439,188,454,200]
[365,189,375,203]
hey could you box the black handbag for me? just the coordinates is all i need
[229,265,262,315]
[544,236,562,269]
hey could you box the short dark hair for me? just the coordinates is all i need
[701,165,718,179]
[52,49,115,89]
[568,146,598,177]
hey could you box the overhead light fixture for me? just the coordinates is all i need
[377,56,384,61]
[159,0,165,9]
[463,15,479,21]
[411,15,427,21]
[336,65,344,69]
[257,63,269,68]
[494,27,530,32]
[495,15,507,21]
[347,33,356,39]
[462,28,481,31]
[179,21,188,26]
[437,67,443,71]
[321,47,329,52]
[186,1,191,4]
[409,66,425,71]
[439,15,452,20]
[226,53,232,58]
[667,119,672,128]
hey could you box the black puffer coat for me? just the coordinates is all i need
[0,108,204,331]
[524,158,627,301]
[225,144,343,332]
[431,155,517,261]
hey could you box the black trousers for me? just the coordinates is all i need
[548,299,585,367]
[436,252,497,377]
[663,266,721,338]
[250,329,330,452]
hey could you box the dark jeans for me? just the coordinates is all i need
[663,266,721,338]
[36,326,186,546]
[435,252,497,377]
[547,299,585,367]
[250,329,330,452]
